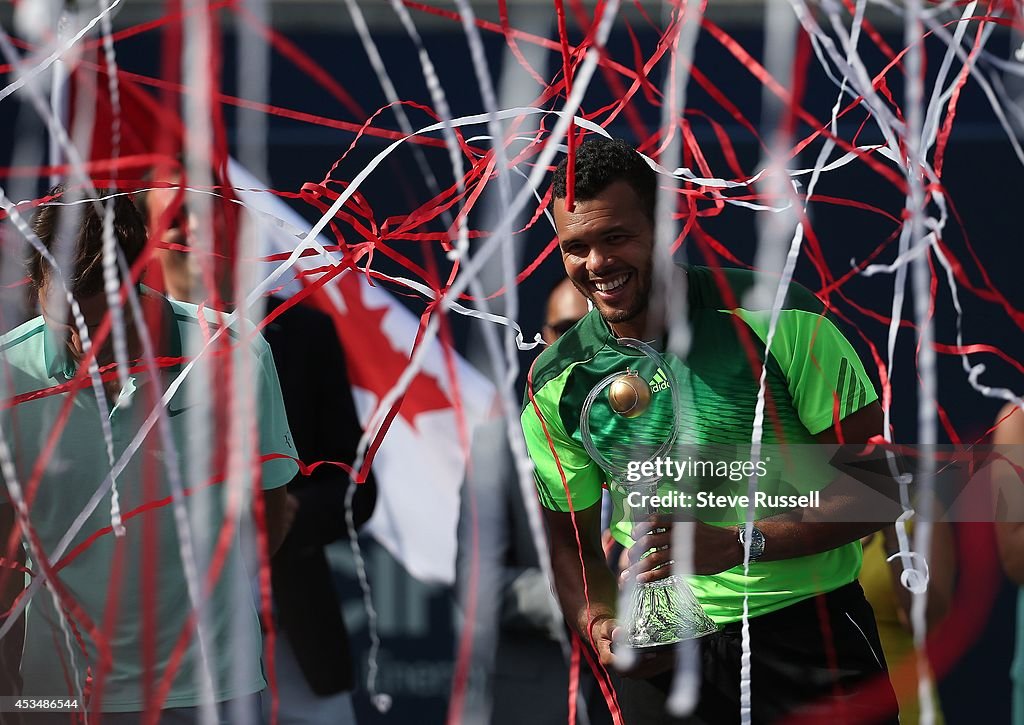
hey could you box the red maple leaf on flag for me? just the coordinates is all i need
[328,274,452,427]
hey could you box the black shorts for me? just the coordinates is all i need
[616,581,900,725]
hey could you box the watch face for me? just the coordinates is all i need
[750,528,765,558]
[740,526,765,559]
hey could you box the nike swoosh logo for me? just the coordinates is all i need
[167,405,191,417]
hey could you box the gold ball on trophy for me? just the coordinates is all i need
[608,373,652,418]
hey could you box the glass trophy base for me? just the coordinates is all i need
[626,574,718,649]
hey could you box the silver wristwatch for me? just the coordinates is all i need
[737,525,766,561]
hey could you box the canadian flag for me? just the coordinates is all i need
[229,160,496,584]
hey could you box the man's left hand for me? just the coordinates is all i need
[619,515,743,585]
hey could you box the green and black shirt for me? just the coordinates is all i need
[521,266,878,624]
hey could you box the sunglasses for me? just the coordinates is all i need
[547,318,581,338]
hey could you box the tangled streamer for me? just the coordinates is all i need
[1,1,1023,724]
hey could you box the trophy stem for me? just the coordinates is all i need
[625,479,718,648]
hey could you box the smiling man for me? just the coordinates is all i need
[554,178,652,335]
[520,138,899,723]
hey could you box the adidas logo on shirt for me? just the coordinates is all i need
[649,369,670,393]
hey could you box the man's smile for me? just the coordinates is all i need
[591,271,632,303]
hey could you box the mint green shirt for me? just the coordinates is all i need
[522,267,877,625]
[1014,589,1023,725]
[0,292,298,711]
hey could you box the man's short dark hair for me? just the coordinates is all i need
[28,186,148,297]
[551,137,656,220]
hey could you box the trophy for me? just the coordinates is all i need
[579,338,717,649]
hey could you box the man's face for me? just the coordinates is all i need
[38,282,112,363]
[552,181,654,336]
[146,176,192,252]
[543,282,590,344]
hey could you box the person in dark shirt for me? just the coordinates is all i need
[455,278,610,725]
